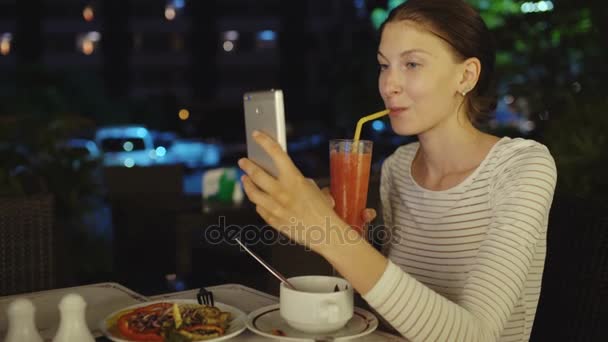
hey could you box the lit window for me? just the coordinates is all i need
[76,32,101,55]
[179,109,190,120]
[0,33,12,56]
[172,0,185,9]
[256,30,277,49]
[223,30,239,41]
[165,5,176,20]
[222,41,234,52]
[257,30,276,41]
[221,30,239,53]
[354,0,367,18]
[83,5,94,22]
[82,40,94,55]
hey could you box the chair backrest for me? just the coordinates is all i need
[103,165,183,196]
[0,195,55,296]
[530,192,608,341]
[102,165,184,209]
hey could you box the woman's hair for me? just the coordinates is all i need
[380,0,497,125]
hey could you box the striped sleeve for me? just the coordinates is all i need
[364,146,557,341]
[379,155,394,255]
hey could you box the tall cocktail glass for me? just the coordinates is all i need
[329,139,373,235]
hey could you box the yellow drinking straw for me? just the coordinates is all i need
[353,109,390,143]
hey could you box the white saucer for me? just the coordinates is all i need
[246,304,378,341]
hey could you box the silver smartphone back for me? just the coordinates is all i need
[243,89,287,177]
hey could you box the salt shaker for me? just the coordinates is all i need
[52,293,95,342]
[4,298,44,342]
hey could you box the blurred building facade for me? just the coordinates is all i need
[1,0,380,140]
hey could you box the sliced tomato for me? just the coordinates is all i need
[117,311,163,341]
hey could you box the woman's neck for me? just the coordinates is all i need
[414,112,497,186]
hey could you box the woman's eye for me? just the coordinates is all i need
[378,64,388,72]
[405,62,420,69]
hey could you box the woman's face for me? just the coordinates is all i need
[378,21,465,136]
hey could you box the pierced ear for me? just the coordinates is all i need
[459,57,481,94]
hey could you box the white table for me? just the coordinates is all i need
[1,282,405,341]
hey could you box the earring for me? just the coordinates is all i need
[460,90,468,96]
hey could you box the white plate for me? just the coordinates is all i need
[99,299,247,342]
[247,304,378,341]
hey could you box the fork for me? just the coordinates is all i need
[197,288,214,306]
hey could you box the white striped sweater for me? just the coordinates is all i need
[363,137,557,342]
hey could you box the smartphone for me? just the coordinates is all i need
[243,89,287,177]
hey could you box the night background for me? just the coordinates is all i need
[1,0,607,339]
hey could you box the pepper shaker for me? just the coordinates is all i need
[52,293,95,342]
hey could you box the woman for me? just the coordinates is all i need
[238,0,557,340]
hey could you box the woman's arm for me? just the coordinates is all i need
[358,145,557,341]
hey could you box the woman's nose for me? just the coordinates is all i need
[380,69,403,97]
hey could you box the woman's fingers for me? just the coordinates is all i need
[251,131,302,178]
[238,158,280,195]
[256,205,295,238]
[255,205,277,227]
[362,208,377,223]
[320,187,335,207]
[241,175,283,216]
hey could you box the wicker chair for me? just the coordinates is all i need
[530,192,608,341]
[0,195,55,296]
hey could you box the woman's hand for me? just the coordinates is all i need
[240,131,388,296]
[238,131,347,253]
[320,187,377,224]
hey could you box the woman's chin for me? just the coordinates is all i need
[389,117,418,136]
[390,124,419,137]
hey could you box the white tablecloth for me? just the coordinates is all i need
[1,282,405,341]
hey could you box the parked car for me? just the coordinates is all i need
[149,130,179,165]
[95,125,156,167]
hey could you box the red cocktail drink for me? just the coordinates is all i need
[329,139,373,235]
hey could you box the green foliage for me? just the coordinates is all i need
[371,7,389,30]
[388,0,407,11]
[0,113,101,215]
[482,2,607,200]
[542,94,608,199]
[0,66,105,216]
[370,0,407,29]
[468,0,522,29]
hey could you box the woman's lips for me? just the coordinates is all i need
[389,107,408,116]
